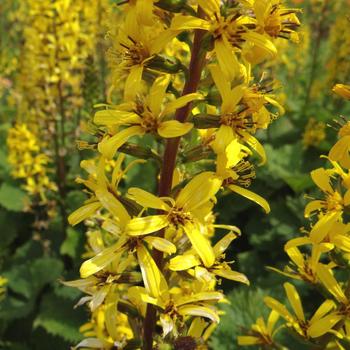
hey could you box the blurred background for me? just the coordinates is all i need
[0,0,349,349]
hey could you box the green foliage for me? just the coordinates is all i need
[34,291,85,342]
[0,182,28,212]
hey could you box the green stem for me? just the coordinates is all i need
[142,10,206,350]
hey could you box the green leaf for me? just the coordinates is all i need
[60,227,83,259]
[0,183,28,212]
[34,292,86,342]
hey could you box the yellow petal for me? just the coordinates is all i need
[228,184,270,213]
[125,215,169,236]
[284,282,305,322]
[148,75,170,116]
[214,38,239,81]
[237,336,261,345]
[305,200,323,218]
[211,125,235,155]
[143,236,176,254]
[68,201,102,226]
[157,121,193,138]
[127,187,170,211]
[196,0,220,16]
[267,310,279,334]
[317,264,348,304]
[310,300,336,324]
[80,241,125,278]
[241,131,266,165]
[95,188,130,225]
[176,291,223,307]
[177,304,219,323]
[309,212,341,244]
[162,93,203,116]
[137,244,168,298]
[169,254,201,271]
[285,247,304,268]
[213,232,237,257]
[243,32,277,57]
[183,222,215,268]
[285,237,311,250]
[176,172,222,211]
[94,110,140,126]
[307,313,343,338]
[329,137,350,162]
[171,15,210,31]
[213,268,249,284]
[124,65,143,101]
[209,64,232,106]
[264,296,294,322]
[98,126,144,159]
[311,168,333,193]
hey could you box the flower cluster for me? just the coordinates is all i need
[7,123,57,203]
[67,1,300,348]
[239,85,350,349]
[6,0,109,211]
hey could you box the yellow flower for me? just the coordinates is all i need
[125,172,222,267]
[305,167,349,243]
[207,64,283,166]
[171,0,277,80]
[169,232,249,285]
[237,310,280,346]
[95,75,201,159]
[129,283,223,337]
[265,282,342,339]
[108,11,176,100]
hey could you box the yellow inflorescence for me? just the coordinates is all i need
[239,85,350,348]
[7,123,57,203]
[65,1,301,348]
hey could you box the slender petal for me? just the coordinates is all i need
[128,187,170,211]
[177,304,220,323]
[144,236,176,254]
[162,93,203,116]
[98,126,144,159]
[228,184,270,213]
[157,121,193,138]
[137,244,168,298]
[176,172,222,211]
[183,222,215,268]
[68,201,102,226]
[125,215,169,236]
[284,282,305,322]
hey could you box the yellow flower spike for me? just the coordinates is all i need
[136,244,169,298]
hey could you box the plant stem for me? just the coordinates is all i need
[142,10,206,350]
